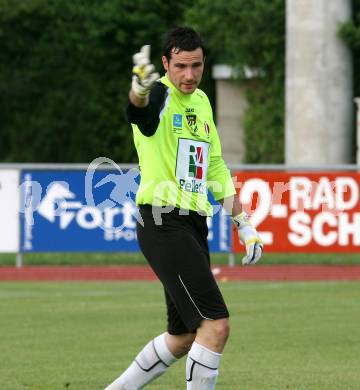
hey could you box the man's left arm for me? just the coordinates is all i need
[218,193,263,265]
[206,118,263,265]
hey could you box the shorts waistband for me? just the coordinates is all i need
[139,204,207,217]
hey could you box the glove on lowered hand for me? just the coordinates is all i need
[232,212,263,265]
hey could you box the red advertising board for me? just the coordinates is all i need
[232,171,360,253]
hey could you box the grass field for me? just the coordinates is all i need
[1,252,360,267]
[1,281,360,389]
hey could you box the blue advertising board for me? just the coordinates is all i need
[20,169,231,252]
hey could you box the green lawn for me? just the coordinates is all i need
[1,281,360,389]
[1,252,360,267]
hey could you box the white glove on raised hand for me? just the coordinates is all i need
[232,212,263,265]
[132,45,160,99]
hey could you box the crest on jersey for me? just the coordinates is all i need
[204,121,210,137]
[186,114,198,135]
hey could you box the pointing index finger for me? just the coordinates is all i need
[141,45,151,61]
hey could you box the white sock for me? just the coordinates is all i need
[186,342,222,390]
[105,333,177,390]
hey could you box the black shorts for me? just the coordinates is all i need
[137,205,229,335]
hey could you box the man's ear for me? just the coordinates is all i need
[162,55,169,71]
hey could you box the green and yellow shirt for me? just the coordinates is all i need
[126,74,235,216]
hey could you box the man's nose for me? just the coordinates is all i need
[184,67,194,80]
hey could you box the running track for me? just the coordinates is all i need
[1,265,360,281]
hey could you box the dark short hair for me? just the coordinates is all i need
[162,27,207,61]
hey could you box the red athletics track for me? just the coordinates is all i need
[1,265,360,281]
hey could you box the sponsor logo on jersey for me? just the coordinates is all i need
[188,144,203,179]
[179,178,206,194]
[176,139,209,194]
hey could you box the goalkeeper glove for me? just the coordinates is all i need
[232,212,263,265]
[132,45,159,99]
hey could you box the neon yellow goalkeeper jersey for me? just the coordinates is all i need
[126,74,236,216]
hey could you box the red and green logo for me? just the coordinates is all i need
[188,145,203,179]
[204,121,210,137]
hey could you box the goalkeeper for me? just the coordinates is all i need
[105,27,263,390]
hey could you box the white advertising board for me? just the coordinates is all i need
[0,170,20,252]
